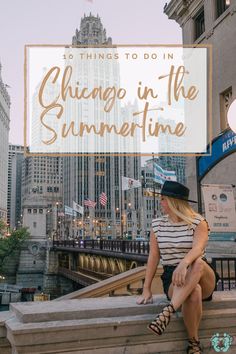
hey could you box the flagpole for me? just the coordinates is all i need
[82,210,84,238]
[152,153,157,218]
[120,169,124,239]
[99,172,102,239]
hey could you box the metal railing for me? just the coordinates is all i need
[212,257,236,291]
[53,239,150,256]
[53,241,236,291]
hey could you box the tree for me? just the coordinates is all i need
[0,221,29,274]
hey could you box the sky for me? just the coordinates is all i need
[0,0,182,145]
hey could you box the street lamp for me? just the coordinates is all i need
[126,203,132,238]
[93,219,96,238]
[6,223,10,237]
[95,219,102,239]
[78,220,83,238]
[115,207,120,238]
[56,202,59,241]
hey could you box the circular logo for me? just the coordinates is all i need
[211,333,233,352]
[219,193,227,202]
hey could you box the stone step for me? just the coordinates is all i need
[0,338,11,354]
[4,291,236,354]
[9,291,236,324]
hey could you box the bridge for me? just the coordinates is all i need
[51,239,149,290]
[51,240,236,294]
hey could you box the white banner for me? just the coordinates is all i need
[73,201,84,215]
[27,46,208,154]
[122,177,141,191]
[202,184,236,232]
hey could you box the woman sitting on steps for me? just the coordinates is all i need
[137,181,219,354]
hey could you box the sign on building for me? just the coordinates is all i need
[202,184,236,232]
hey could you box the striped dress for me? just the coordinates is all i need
[152,214,208,266]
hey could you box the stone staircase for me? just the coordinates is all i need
[1,266,236,353]
[0,291,236,353]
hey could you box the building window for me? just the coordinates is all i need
[216,0,230,18]
[33,222,37,228]
[220,87,232,131]
[194,7,205,40]
[28,208,32,214]
[39,209,43,214]
[33,208,37,214]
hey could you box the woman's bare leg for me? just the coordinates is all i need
[181,284,202,340]
[148,259,216,341]
[168,258,215,310]
[164,259,216,353]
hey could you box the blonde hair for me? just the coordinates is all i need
[165,196,198,225]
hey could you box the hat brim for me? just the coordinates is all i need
[154,191,197,203]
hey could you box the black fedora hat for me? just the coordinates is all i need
[157,181,197,203]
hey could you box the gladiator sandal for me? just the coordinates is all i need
[186,337,202,354]
[147,302,175,336]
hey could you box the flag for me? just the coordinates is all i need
[147,161,177,185]
[64,205,76,216]
[73,201,84,215]
[84,199,97,208]
[122,177,141,191]
[99,192,107,206]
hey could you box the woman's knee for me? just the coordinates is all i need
[187,284,202,303]
[190,258,205,276]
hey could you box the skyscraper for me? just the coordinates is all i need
[7,144,24,228]
[0,61,10,221]
[21,155,63,240]
[63,14,142,239]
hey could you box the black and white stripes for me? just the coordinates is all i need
[152,215,207,266]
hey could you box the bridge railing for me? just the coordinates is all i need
[211,257,236,291]
[53,239,150,255]
[53,240,236,292]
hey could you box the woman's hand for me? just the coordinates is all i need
[136,288,153,305]
[172,261,188,287]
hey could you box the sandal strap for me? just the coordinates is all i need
[187,338,202,354]
[148,302,175,335]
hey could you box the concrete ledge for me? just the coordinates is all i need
[9,290,236,324]
[55,266,163,300]
[0,338,11,354]
[0,311,13,353]
[4,291,236,353]
[0,311,13,338]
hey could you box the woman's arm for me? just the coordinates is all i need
[181,220,208,267]
[136,229,160,304]
[172,220,208,286]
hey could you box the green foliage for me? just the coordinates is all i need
[0,224,30,273]
[0,219,6,237]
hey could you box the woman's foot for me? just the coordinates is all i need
[147,302,175,335]
[186,337,202,354]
